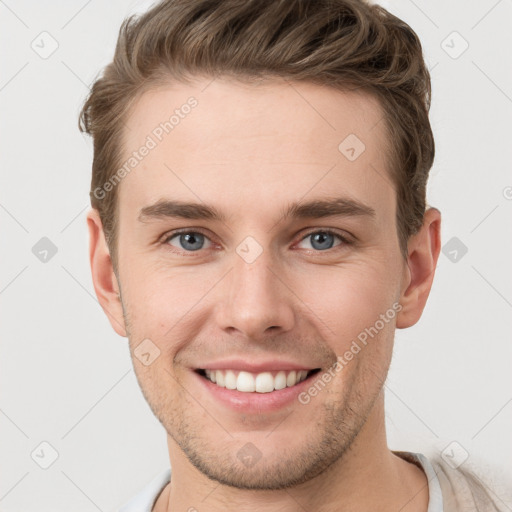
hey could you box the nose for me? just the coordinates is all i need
[215,248,296,341]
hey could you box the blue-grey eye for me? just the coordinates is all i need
[168,232,211,251]
[298,231,342,251]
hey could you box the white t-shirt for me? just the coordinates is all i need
[117,451,510,511]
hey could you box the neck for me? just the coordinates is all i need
[157,394,428,512]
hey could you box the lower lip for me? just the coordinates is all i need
[193,370,319,414]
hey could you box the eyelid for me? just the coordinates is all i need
[160,227,218,248]
[297,227,352,244]
[293,228,353,252]
[161,227,212,242]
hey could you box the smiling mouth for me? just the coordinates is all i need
[195,368,322,393]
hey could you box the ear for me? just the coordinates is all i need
[396,207,442,329]
[87,208,127,337]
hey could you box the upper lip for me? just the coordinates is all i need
[195,359,320,373]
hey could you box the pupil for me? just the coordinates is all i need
[181,233,203,251]
[312,232,333,250]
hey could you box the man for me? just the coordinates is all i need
[79,0,509,510]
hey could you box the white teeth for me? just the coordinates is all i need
[274,371,287,390]
[225,370,237,390]
[286,370,297,387]
[255,372,274,393]
[237,371,256,392]
[215,370,225,387]
[202,368,311,393]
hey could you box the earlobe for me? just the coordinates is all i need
[87,209,127,337]
[396,207,442,329]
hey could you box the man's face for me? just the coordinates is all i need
[115,78,408,489]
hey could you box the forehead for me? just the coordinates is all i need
[119,78,394,224]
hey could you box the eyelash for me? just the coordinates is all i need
[160,228,353,256]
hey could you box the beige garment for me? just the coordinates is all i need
[433,457,511,512]
[396,450,512,512]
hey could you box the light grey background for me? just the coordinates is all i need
[1,0,511,510]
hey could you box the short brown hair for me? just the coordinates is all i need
[79,0,434,268]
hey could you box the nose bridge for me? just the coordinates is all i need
[216,242,295,338]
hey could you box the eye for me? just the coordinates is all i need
[161,228,350,255]
[165,231,213,252]
[296,230,347,251]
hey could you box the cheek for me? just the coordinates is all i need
[120,262,218,340]
[297,261,400,342]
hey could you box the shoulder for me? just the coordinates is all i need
[118,468,171,512]
[428,454,512,512]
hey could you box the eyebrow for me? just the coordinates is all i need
[138,197,376,223]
